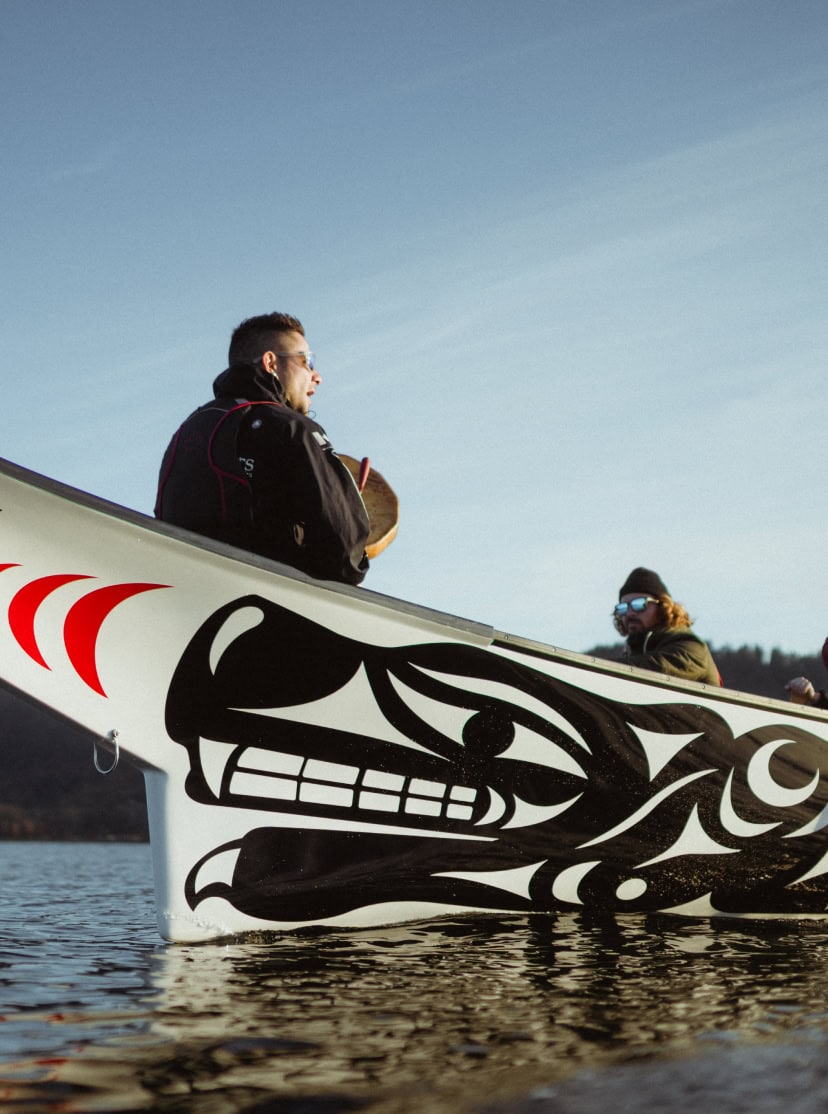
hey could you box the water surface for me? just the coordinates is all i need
[2,842,828,1112]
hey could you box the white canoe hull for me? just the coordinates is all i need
[1,457,827,941]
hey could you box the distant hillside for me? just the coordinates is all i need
[0,685,147,841]
[1,644,825,841]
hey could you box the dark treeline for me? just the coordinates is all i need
[0,686,148,842]
[1,645,825,842]
[586,643,825,700]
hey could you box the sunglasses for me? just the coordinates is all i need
[273,351,316,372]
[613,596,659,617]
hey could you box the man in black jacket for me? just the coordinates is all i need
[612,567,721,685]
[155,312,369,585]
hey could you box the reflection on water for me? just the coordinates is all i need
[2,843,828,1112]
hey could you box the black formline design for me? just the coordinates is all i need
[163,596,828,925]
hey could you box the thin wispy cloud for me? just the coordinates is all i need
[49,144,118,183]
[2,0,826,657]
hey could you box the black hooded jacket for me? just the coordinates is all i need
[155,362,369,585]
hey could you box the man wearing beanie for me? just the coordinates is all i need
[612,567,721,685]
[785,637,828,709]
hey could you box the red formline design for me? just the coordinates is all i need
[8,574,94,667]
[64,582,170,696]
[5,570,170,697]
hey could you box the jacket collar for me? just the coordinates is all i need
[212,361,287,406]
[628,625,698,653]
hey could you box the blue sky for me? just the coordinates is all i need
[2,0,826,661]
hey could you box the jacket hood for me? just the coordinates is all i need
[212,361,287,405]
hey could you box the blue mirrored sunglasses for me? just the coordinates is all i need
[613,596,658,617]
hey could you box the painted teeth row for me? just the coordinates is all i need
[230,748,477,819]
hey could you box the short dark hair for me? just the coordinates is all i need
[228,312,305,365]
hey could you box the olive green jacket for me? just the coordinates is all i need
[623,626,721,686]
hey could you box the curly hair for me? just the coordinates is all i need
[228,312,305,365]
[658,596,693,629]
[613,595,694,636]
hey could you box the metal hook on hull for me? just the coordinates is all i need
[93,729,120,774]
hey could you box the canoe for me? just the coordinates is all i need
[1,456,827,942]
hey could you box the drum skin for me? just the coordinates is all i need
[340,455,398,559]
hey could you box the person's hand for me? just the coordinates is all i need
[786,676,817,705]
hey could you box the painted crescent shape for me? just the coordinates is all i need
[8,573,93,667]
[64,582,170,696]
[747,738,820,808]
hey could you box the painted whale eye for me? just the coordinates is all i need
[388,673,586,778]
[462,706,586,777]
[462,707,515,758]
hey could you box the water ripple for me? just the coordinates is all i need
[3,843,828,1112]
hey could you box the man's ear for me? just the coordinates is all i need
[261,350,278,376]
